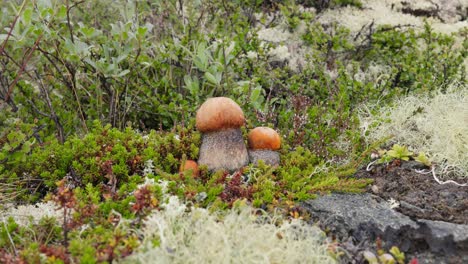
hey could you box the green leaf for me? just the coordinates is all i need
[204,72,219,85]
[137,26,148,37]
[184,75,199,95]
[389,246,405,264]
[22,8,32,25]
[57,6,67,20]
[114,69,130,77]
[2,143,12,152]
[250,87,260,103]
[194,56,207,71]
[7,132,25,148]
[80,27,96,38]
[415,152,431,167]
[0,34,10,41]
[387,144,413,160]
[21,141,32,153]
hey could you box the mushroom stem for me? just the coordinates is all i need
[248,149,280,166]
[198,128,249,172]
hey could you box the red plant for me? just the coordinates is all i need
[219,171,254,206]
[52,180,97,244]
[100,159,118,192]
[127,155,143,173]
[40,244,70,264]
[0,250,25,264]
[52,180,77,246]
[131,186,158,215]
[96,232,135,262]
[52,181,77,210]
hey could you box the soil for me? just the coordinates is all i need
[354,160,468,225]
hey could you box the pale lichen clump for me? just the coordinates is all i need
[359,84,468,179]
[1,202,63,226]
[122,196,335,264]
[318,0,423,33]
[318,0,467,35]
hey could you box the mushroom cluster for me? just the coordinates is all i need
[196,97,249,172]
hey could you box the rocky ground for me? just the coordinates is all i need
[356,161,467,225]
[301,160,468,264]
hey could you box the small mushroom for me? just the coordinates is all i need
[179,160,199,177]
[196,97,249,172]
[248,127,281,166]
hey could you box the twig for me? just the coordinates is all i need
[366,159,378,171]
[65,0,75,43]
[0,0,28,56]
[3,34,43,103]
[35,70,65,143]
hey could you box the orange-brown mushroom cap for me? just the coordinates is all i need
[196,97,245,132]
[179,160,200,177]
[248,127,281,150]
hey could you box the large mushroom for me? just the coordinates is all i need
[248,127,281,166]
[196,97,249,172]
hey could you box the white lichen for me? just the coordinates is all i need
[246,50,258,60]
[257,27,292,43]
[318,0,467,35]
[359,84,468,179]
[318,0,423,33]
[143,159,155,176]
[122,196,335,264]
[268,45,291,62]
[1,202,63,226]
[387,198,400,209]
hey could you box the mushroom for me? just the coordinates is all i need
[247,127,281,166]
[196,97,249,172]
[179,160,200,177]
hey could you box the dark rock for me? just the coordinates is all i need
[417,220,468,254]
[399,200,427,215]
[302,194,418,249]
[301,193,468,263]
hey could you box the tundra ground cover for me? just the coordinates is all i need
[0,0,466,263]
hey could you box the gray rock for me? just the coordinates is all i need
[198,128,249,172]
[417,219,468,254]
[301,193,468,261]
[248,149,280,166]
[302,194,418,250]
